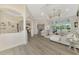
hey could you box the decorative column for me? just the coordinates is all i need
[23,5,28,44]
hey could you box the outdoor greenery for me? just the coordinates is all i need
[52,24,71,32]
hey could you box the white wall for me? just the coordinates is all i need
[0,5,27,51]
[29,20,37,37]
[0,31,26,51]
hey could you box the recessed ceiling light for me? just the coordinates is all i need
[41,12,44,16]
[65,9,70,12]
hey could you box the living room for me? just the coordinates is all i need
[0,4,79,55]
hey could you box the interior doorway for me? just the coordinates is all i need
[37,24,45,36]
[26,22,31,41]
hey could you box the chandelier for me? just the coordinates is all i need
[40,4,62,19]
[40,4,72,19]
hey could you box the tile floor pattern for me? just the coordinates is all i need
[0,35,78,55]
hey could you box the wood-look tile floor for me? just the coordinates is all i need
[0,35,78,55]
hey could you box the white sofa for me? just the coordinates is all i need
[49,35,70,45]
[41,29,79,48]
[49,33,79,48]
[41,29,70,45]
